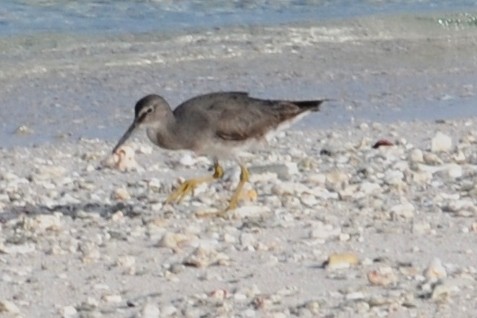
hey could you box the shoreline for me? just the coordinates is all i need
[1,13,477,148]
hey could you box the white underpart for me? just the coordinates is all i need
[263,111,311,142]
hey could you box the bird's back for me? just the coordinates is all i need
[172,91,324,142]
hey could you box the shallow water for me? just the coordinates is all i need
[1,2,477,148]
[1,0,477,36]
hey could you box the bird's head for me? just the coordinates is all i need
[112,94,169,153]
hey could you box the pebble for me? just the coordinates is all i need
[422,152,443,165]
[309,222,341,242]
[157,232,197,250]
[0,300,20,314]
[325,170,349,191]
[408,148,424,163]
[102,145,138,171]
[116,255,136,275]
[390,201,415,219]
[15,124,33,135]
[60,305,78,318]
[324,252,359,270]
[142,302,160,318]
[101,294,122,304]
[183,247,230,268]
[424,258,447,282]
[111,187,131,201]
[179,153,197,166]
[431,282,459,302]
[367,266,398,286]
[431,132,453,152]
[0,242,36,255]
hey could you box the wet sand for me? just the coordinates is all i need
[1,14,477,147]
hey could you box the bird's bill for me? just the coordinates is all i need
[112,121,137,153]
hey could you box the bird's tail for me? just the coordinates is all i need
[291,99,330,112]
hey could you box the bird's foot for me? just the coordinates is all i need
[166,178,201,203]
[194,187,257,219]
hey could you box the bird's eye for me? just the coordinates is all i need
[146,108,153,114]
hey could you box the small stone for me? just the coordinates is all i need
[271,181,309,195]
[160,305,177,317]
[384,170,404,186]
[116,255,136,275]
[367,266,398,286]
[179,153,197,166]
[300,193,318,207]
[0,242,36,255]
[157,232,196,250]
[30,165,67,182]
[412,222,431,235]
[142,302,160,318]
[208,289,228,301]
[79,242,101,263]
[423,152,443,165]
[183,247,230,268]
[425,258,447,282]
[102,294,122,304]
[0,300,20,314]
[102,145,138,171]
[250,163,297,180]
[390,201,415,219]
[443,199,477,217]
[431,282,458,302]
[15,125,33,135]
[111,187,131,201]
[232,205,270,219]
[431,132,452,152]
[409,148,424,163]
[240,233,257,249]
[33,214,62,232]
[325,170,349,191]
[60,305,77,318]
[324,252,359,270]
[309,222,341,242]
[446,164,463,179]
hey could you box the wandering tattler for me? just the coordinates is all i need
[113,92,326,212]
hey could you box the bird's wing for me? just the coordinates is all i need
[214,98,302,141]
[173,92,324,142]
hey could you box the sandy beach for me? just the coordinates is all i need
[1,12,477,318]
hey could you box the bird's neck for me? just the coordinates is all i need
[146,116,183,150]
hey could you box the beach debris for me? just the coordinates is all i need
[101,145,138,171]
[111,187,131,201]
[372,139,394,149]
[324,252,359,270]
[424,258,447,282]
[367,266,398,286]
[0,300,21,314]
[431,132,452,152]
[15,125,33,135]
[183,247,230,268]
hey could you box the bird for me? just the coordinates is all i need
[112,91,326,213]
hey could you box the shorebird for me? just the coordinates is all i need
[113,92,326,213]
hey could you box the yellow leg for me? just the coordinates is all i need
[225,164,249,211]
[165,161,223,204]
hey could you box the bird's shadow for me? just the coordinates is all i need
[0,201,142,223]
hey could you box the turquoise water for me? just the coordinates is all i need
[1,0,476,36]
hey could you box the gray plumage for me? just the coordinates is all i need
[114,92,325,156]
